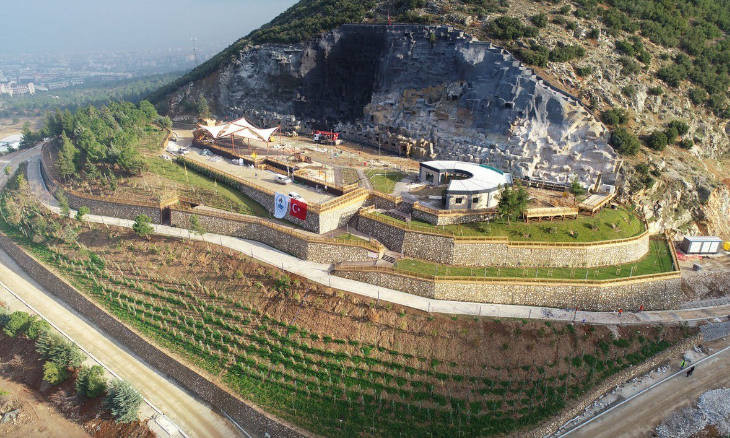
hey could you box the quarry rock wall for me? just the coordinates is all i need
[177,24,616,188]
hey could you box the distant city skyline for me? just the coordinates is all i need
[0,0,297,56]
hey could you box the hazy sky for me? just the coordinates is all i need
[0,0,297,55]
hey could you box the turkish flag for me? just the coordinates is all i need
[289,198,308,220]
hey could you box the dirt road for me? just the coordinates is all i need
[567,343,730,438]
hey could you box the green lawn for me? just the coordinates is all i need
[365,169,405,194]
[146,157,269,217]
[394,239,675,280]
[375,206,645,242]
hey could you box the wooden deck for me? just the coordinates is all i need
[523,206,579,222]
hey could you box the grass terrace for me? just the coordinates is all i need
[375,206,646,242]
[366,169,406,194]
[395,239,675,280]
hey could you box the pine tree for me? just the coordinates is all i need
[105,380,143,423]
[57,131,79,179]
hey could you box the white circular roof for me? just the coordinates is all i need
[421,160,512,193]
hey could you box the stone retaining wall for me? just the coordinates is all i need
[170,208,377,264]
[0,234,304,438]
[179,156,369,234]
[357,213,650,268]
[332,269,683,311]
[411,205,496,226]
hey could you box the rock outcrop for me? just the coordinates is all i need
[168,24,616,188]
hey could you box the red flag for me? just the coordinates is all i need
[289,198,308,220]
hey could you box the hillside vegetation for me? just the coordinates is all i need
[0,177,695,436]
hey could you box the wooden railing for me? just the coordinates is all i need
[413,202,495,217]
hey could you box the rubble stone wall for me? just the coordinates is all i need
[357,213,650,267]
[333,269,682,311]
[170,208,375,264]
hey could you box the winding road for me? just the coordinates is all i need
[0,146,242,438]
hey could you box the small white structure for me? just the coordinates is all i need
[419,161,512,209]
[680,236,722,255]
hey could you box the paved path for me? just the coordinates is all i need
[22,150,730,325]
[1,146,242,438]
[356,168,372,189]
[565,343,730,438]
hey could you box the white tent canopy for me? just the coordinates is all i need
[197,117,278,142]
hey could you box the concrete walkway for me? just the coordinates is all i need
[23,152,730,326]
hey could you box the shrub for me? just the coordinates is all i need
[516,44,549,67]
[647,86,664,96]
[646,130,668,150]
[609,127,640,155]
[487,16,538,40]
[621,85,637,98]
[43,361,69,385]
[76,365,107,398]
[76,206,89,221]
[570,179,586,196]
[549,44,585,62]
[3,311,31,337]
[574,65,593,77]
[678,138,694,149]
[133,215,154,238]
[105,380,143,423]
[530,13,548,28]
[688,88,708,105]
[667,120,689,137]
[587,28,600,39]
[615,40,635,56]
[26,318,51,340]
[601,107,629,126]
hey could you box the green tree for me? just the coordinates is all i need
[133,215,154,238]
[26,318,51,340]
[56,190,70,217]
[57,131,79,179]
[497,184,528,224]
[105,380,143,423]
[76,206,89,221]
[2,311,31,337]
[35,332,85,368]
[76,365,107,398]
[646,130,668,150]
[609,127,640,155]
[189,214,205,235]
[195,96,211,119]
[43,361,69,385]
[601,107,629,126]
[570,178,586,197]
[667,120,689,137]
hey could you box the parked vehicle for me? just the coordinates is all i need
[289,192,303,200]
[275,175,292,184]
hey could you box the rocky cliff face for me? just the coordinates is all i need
[169,24,616,188]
